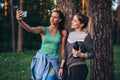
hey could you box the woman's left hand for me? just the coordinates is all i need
[72,48,83,57]
[58,68,63,78]
[72,48,88,58]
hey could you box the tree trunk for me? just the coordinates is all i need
[117,5,120,44]
[18,0,23,52]
[10,0,15,51]
[87,0,114,80]
[57,0,80,32]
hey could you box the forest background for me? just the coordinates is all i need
[0,0,120,80]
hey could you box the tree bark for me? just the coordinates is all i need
[10,0,15,51]
[117,5,120,44]
[18,0,23,52]
[87,0,114,80]
[57,0,80,32]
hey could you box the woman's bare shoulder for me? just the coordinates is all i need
[61,29,68,37]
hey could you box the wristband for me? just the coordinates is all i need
[60,67,63,69]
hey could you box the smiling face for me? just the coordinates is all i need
[50,12,61,25]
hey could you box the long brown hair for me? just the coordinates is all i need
[75,13,89,30]
[51,10,65,32]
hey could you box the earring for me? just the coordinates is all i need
[59,19,62,22]
[59,20,61,22]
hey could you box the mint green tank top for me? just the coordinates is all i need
[39,27,61,57]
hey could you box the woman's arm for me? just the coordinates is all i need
[58,30,67,78]
[60,30,68,58]
[83,35,95,59]
[58,59,65,78]
[16,10,45,34]
[72,35,95,59]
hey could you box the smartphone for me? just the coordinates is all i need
[16,8,27,17]
[22,11,27,17]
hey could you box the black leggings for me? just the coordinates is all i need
[68,64,88,80]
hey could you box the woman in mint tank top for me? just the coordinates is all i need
[16,10,67,80]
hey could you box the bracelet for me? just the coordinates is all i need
[60,67,63,69]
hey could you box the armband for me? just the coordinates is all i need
[60,67,63,69]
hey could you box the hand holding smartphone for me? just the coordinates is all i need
[16,8,27,18]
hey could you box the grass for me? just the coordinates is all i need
[0,50,35,80]
[114,45,120,80]
[0,45,120,80]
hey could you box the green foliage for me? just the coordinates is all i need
[0,0,56,52]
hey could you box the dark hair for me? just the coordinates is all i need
[52,10,65,31]
[76,13,89,29]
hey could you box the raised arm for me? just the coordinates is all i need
[16,10,45,34]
